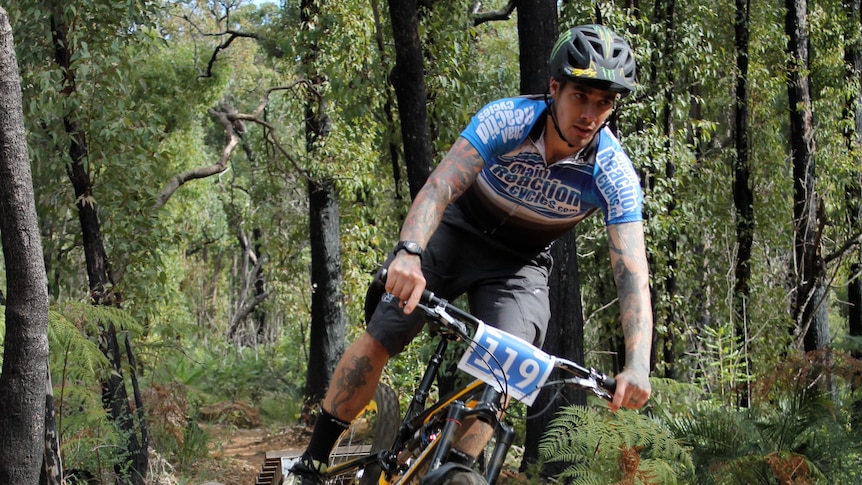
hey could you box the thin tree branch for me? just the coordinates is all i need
[154,107,239,210]
[472,0,516,26]
[154,84,314,210]
[198,30,260,79]
[824,228,862,265]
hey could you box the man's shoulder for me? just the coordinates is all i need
[464,96,546,150]
[473,95,546,121]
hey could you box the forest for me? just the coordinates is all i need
[0,0,861,483]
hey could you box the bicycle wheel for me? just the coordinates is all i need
[326,382,401,485]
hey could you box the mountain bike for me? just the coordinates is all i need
[262,287,616,485]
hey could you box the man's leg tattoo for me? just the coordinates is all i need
[330,355,373,416]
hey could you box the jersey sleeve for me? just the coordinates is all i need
[592,128,644,225]
[459,97,542,162]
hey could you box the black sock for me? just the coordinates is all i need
[306,408,351,464]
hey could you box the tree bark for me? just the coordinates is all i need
[657,0,678,380]
[301,0,347,406]
[733,0,753,407]
[388,0,434,199]
[785,0,829,352]
[0,7,51,482]
[306,178,347,405]
[516,0,556,95]
[513,1,574,476]
[843,0,862,358]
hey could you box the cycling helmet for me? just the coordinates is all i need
[549,24,638,96]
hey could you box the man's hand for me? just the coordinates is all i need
[384,252,425,314]
[609,368,651,412]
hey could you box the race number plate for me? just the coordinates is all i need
[457,322,555,406]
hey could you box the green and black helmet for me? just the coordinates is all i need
[549,24,638,96]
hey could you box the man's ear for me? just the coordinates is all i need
[549,78,560,97]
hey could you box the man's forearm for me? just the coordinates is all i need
[608,222,653,374]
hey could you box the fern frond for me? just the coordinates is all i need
[48,309,111,378]
[53,301,144,335]
[540,406,694,484]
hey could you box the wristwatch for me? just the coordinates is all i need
[394,240,423,259]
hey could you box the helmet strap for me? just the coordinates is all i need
[544,93,575,149]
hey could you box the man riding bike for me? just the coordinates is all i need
[286,24,653,485]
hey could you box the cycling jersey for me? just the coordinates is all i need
[454,95,644,253]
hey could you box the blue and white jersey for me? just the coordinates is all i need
[454,95,644,253]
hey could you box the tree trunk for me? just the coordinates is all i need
[306,178,347,405]
[785,0,829,352]
[301,0,346,406]
[733,0,754,407]
[41,371,63,485]
[657,0,678,380]
[516,0,557,95]
[513,1,572,476]
[843,0,862,357]
[0,8,51,482]
[387,0,434,199]
[50,9,148,483]
[521,231,586,476]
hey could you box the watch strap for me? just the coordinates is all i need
[394,240,423,259]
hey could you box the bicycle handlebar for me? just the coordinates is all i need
[416,287,616,401]
[374,270,615,400]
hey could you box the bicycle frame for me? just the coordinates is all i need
[321,290,614,485]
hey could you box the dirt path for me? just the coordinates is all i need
[191,424,309,484]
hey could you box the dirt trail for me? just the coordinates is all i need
[197,424,309,484]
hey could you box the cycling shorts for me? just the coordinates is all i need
[365,205,553,357]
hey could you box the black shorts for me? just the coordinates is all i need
[365,206,554,357]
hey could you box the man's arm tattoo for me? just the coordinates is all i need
[609,223,652,373]
[400,138,483,243]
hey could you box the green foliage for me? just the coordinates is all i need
[539,404,694,485]
[43,303,146,478]
[661,350,862,484]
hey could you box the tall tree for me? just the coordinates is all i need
[654,0,679,380]
[388,0,434,199]
[46,2,148,480]
[733,0,754,406]
[786,0,829,352]
[301,0,347,406]
[513,0,578,477]
[844,0,862,358]
[0,6,50,481]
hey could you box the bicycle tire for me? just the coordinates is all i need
[326,382,400,485]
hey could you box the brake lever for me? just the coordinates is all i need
[417,301,470,339]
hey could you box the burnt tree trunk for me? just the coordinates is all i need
[656,0,678,380]
[0,8,51,481]
[306,178,347,405]
[49,9,147,483]
[843,0,862,358]
[301,0,346,406]
[388,0,434,199]
[734,0,754,407]
[786,0,829,352]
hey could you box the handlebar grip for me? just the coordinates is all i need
[602,375,617,394]
[421,289,435,305]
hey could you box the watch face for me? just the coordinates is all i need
[397,241,422,256]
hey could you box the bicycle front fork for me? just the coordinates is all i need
[426,390,517,484]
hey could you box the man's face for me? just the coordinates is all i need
[549,79,617,149]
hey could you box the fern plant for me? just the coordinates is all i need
[665,349,862,484]
[539,404,694,485]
